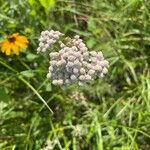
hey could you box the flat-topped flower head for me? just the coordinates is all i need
[0,33,29,55]
[37,29,109,86]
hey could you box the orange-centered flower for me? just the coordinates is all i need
[0,33,29,55]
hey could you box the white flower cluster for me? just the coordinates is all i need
[37,30,63,53]
[46,35,109,86]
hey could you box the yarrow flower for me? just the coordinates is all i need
[37,30,63,53]
[0,33,29,55]
[37,29,109,86]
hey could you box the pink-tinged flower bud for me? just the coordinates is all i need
[99,60,109,67]
[67,62,74,67]
[78,43,85,48]
[37,30,109,86]
[68,55,75,61]
[50,60,57,66]
[73,68,79,74]
[61,59,66,65]
[79,75,86,81]
[90,57,97,63]
[97,52,103,59]
[47,39,54,45]
[56,61,63,67]
[88,69,95,76]
[94,65,102,71]
[85,74,92,80]
[80,47,88,52]
[87,63,92,69]
[80,68,86,74]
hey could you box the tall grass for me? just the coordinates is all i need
[0,0,150,149]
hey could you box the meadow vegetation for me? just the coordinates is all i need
[0,0,150,149]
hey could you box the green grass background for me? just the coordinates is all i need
[0,0,150,149]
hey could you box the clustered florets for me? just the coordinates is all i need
[37,30,63,53]
[37,30,109,86]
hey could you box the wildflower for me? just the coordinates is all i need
[47,42,109,86]
[37,29,109,86]
[0,33,29,55]
[37,30,63,53]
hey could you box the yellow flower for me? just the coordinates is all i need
[0,33,29,55]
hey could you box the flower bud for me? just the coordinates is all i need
[73,68,79,74]
[90,51,97,56]
[41,48,46,52]
[57,79,63,85]
[50,60,57,66]
[85,74,92,80]
[70,75,77,81]
[88,69,95,76]
[53,34,59,39]
[72,46,78,51]
[68,55,75,61]
[67,61,74,67]
[79,75,86,81]
[39,42,44,47]
[49,66,53,71]
[93,65,102,71]
[52,80,58,85]
[50,52,59,58]
[80,68,86,74]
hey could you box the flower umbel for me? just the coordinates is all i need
[37,29,109,86]
[0,33,29,55]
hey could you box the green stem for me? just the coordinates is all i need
[0,59,53,114]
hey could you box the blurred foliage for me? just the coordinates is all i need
[0,0,150,149]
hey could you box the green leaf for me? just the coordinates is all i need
[39,0,55,13]
[21,70,35,78]
[0,87,10,101]
[28,0,36,6]
[46,83,52,92]
[26,53,38,61]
